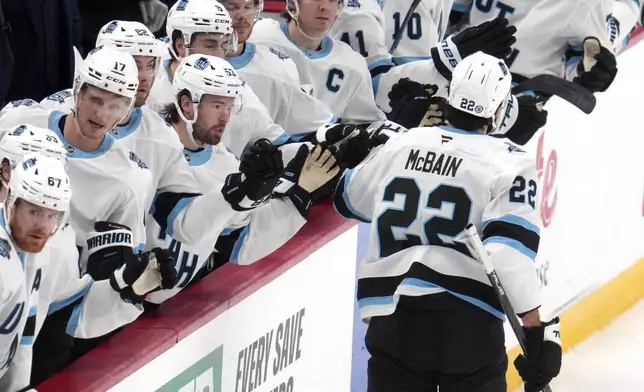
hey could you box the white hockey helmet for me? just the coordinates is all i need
[447,51,512,131]
[96,20,165,59]
[72,46,139,125]
[172,54,243,145]
[166,0,237,59]
[0,125,67,171]
[3,154,71,237]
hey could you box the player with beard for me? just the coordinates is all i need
[220,0,337,136]
[148,0,308,158]
[0,46,153,268]
[0,129,178,391]
[146,54,343,304]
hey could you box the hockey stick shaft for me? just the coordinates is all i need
[389,0,422,55]
[511,74,596,114]
[464,224,553,392]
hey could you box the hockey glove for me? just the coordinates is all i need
[139,0,169,32]
[514,317,562,392]
[315,123,371,169]
[365,120,408,148]
[86,221,135,281]
[573,37,618,93]
[273,143,340,218]
[387,78,446,129]
[110,247,178,304]
[495,95,548,146]
[222,138,283,211]
[431,17,517,80]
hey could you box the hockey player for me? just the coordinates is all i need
[0,147,178,391]
[333,52,561,392]
[147,54,341,304]
[450,0,619,92]
[0,46,153,264]
[149,0,302,157]
[249,0,388,124]
[220,0,339,136]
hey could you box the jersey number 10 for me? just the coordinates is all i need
[376,177,472,259]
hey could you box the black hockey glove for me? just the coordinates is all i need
[514,317,562,392]
[496,95,548,146]
[387,78,446,129]
[86,221,135,281]
[315,123,371,169]
[110,247,178,304]
[431,17,517,80]
[365,120,408,148]
[222,138,283,211]
[573,37,617,93]
[273,143,340,218]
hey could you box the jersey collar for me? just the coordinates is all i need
[111,107,143,140]
[47,111,115,159]
[279,21,333,59]
[226,42,256,69]
[183,145,213,167]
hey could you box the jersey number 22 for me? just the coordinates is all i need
[376,177,472,259]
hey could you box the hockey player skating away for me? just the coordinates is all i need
[333,52,562,392]
[0,146,178,391]
[249,0,388,124]
[450,0,619,92]
[146,54,341,304]
[149,0,299,157]
[221,0,339,136]
[0,46,153,265]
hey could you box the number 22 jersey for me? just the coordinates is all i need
[333,126,542,322]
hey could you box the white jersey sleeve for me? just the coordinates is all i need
[383,0,452,64]
[609,0,643,52]
[480,158,542,315]
[228,43,336,137]
[39,89,75,112]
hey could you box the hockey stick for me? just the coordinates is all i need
[464,224,554,392]
[511,74,596,114]
[389,0,422,55]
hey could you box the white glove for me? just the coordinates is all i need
[139,0,169,33]
[298,143,341,193]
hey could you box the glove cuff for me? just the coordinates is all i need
[288,185,312,219]
[222,173,261,211]
[431,36,463,80]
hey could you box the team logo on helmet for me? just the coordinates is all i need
[66,145,75,154]
[194,57,209,70]
[0,238,11,258]
[176,0,189,11]
[22,157,37,170]
[498,61,509,76]
[474,105,483,114]
[347,0,361,7]
[105,21,119,34]
[11,125,26,136]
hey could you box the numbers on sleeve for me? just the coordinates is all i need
[376,178,473,258]
[509,175,537,208]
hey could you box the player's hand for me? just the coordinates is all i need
[274,143,340,217]
[431,17,517,79]
[494,95,548,146]
[365,120,408,148]
[387,78,445,129]
[85,221,135,281]
[110,247,179,304]
[573,37,617,93]
[222,139,283,211]
[514,317,562,392]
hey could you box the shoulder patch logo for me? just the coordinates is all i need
[505,141,525,153]
[269,47,289,60]
[9,99,37,108]
[129,151,149,169]
[46,90,72,103]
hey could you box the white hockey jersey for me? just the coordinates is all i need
[146,143,307,304]
[610,0,644,52]
[225,42,336,137]
[250,18,386,124]
[0,106,152,265]
[147,59,292,158]
[0,223,28,383]
[383,0,452,64]
[0,223,143,392]
[453,0,615,80]
[333,126,541,322]
[329,0,392,69]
